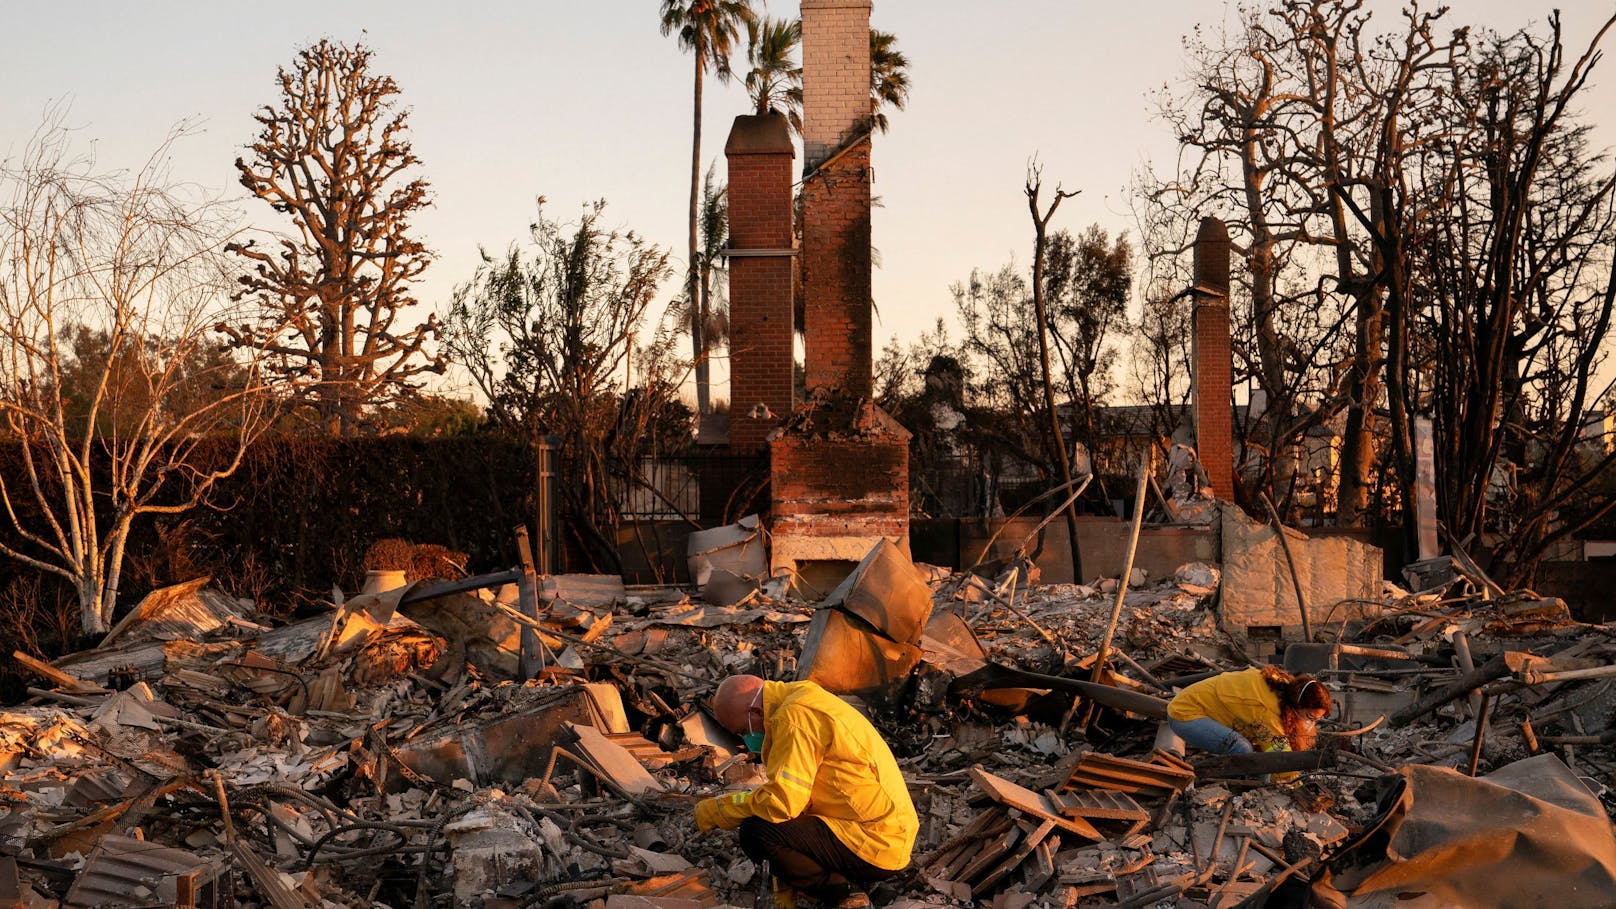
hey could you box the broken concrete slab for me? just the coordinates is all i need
[445,806,547,907]
[822,538,934,645]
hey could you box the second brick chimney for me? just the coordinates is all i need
[724,112,796,452]
[1192,216,1235,501]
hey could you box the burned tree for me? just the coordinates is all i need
[1151,2,1616,577]
[442,199,681,572]
[0,122,269,634]
[1413,14,1616,583]
[227,39,442,435]
[1152,1,1464,521]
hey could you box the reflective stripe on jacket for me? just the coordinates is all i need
[696,680,917,870]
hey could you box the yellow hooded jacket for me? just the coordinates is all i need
[694,680,917,871]
[1167,667,1287,751]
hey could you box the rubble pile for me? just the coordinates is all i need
[3,539,1615,909]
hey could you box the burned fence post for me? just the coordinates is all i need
[536,434,559,575]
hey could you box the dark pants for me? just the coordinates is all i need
[738,816,901,903]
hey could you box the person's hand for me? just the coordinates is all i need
[694,796,723,832]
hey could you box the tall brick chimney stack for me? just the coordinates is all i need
[800,0,874,398]
[723,112,796,452]
[1192,216,1235,501]
[768,0,909,589]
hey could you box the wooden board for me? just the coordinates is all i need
[968,767,1101,839]
[566,722,665,795]
[938,814,1013,881]
[1047,788,1149,821]
[14,651,104,694]
[924,807,1007,873]
[1021,835,1061,892]
[1064,753,1193,795]
[953,823,1021,883]
[1151,749,1196,774]
[973,819,1056,895]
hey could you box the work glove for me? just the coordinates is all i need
[694,796,724,832]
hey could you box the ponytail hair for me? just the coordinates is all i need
[1260,666,1332,750]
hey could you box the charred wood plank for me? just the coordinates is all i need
[1191,750,1334,779]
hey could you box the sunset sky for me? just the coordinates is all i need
[4,1,1612,404]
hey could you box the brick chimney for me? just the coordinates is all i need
[769,0,909,588]
[1192,216,1235,501]
[724,112,796,452]
[800,0,873,398]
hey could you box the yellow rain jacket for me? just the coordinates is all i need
[1167,668,1287,752]
[694,680,917,871]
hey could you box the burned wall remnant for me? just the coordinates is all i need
[1191,217,1234,502]
[1218,502,1383,638]
[768,0,909,582]
[723,113,796,453]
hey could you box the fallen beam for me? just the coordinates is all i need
[397,570,522,606]
[1192,749,1334,779]
[14,650,106,694]
[1390,652,1538,726]
[951,664,1170,718]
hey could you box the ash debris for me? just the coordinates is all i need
[3,527,1615,909]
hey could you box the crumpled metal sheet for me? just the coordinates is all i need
[65,834,227,908]
[1315,753,1616,909]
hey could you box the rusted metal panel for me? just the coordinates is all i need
[65,835,229,908]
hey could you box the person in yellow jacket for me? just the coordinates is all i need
[694,675,917,909]
[1166,665,1331,756]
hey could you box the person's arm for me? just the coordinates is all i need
[695,707,824,831]
[1226,694,1288,752]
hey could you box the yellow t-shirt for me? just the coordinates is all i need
[1167,668,1287,751]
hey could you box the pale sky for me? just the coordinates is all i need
[4,1,1613,405]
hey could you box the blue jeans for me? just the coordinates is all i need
[1169,716,1254,755]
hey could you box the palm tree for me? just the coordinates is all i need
[745,17,802,133]
[695,164,730,362]
[660,0,757,416]
[870,29,910,134]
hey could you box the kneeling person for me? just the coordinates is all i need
[695,675,917,909]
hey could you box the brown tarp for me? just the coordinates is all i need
[1313,753,1616,909]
